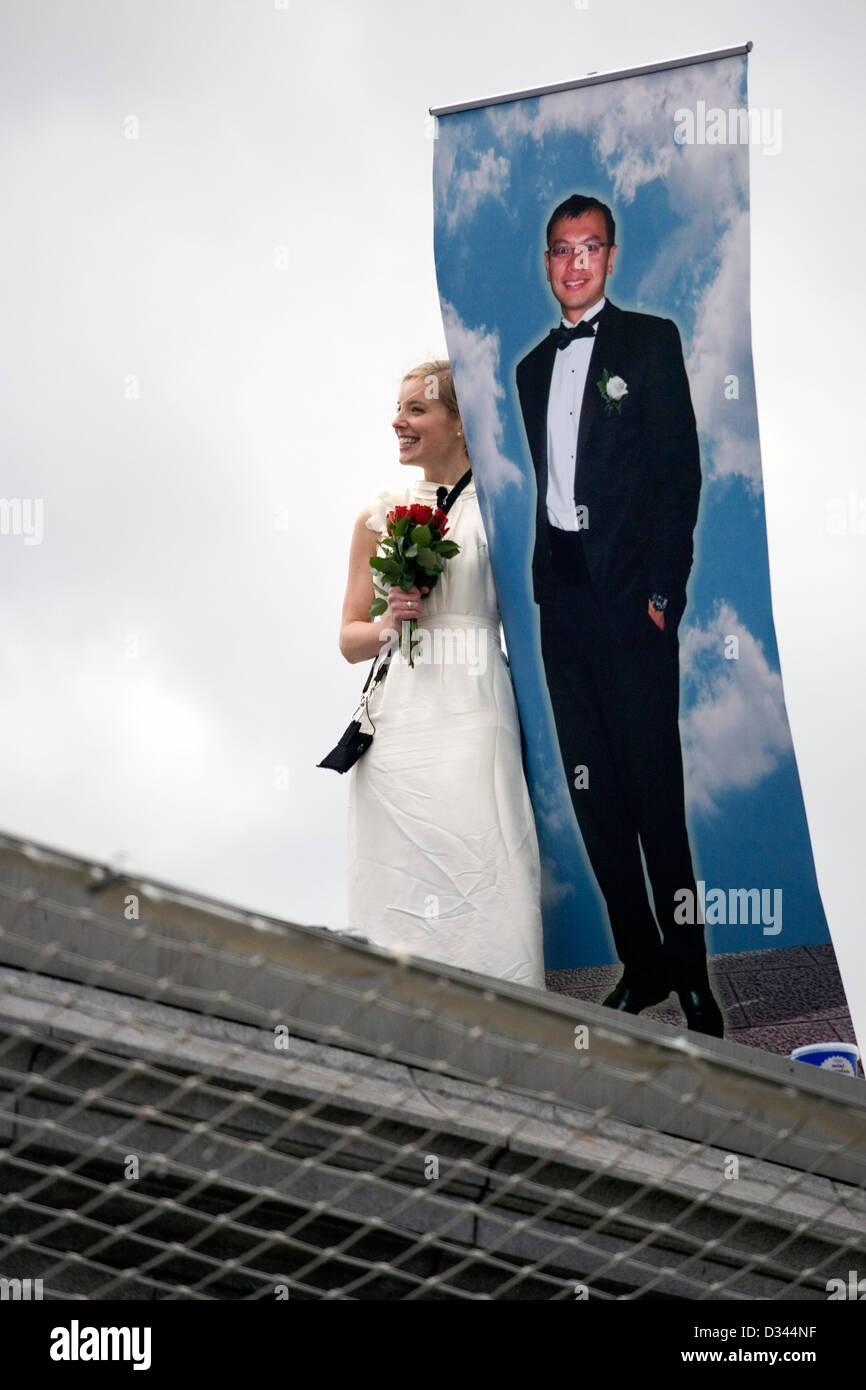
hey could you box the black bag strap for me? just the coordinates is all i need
[436,467,473,512]
[361,469,472,696]
[361,647,387,697]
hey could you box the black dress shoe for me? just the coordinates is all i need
[675,983,725,1038]
[602,974,671,1014]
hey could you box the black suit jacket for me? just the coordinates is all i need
[515,300,701,641]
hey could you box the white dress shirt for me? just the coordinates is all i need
[546,295,605,530]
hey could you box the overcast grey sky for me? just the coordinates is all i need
[1,0,864,1036]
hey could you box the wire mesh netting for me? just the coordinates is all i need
[0,832,864,1301]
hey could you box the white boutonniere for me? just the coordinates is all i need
[597,368,628,416]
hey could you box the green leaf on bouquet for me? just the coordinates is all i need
[370,556,402,578]
[417,547,444,571]
[404,542,418,558]
[411,523,431,547]
[391,514,409,538]
[368,597,388,618]
[434,540,460,557]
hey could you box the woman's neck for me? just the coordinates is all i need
[421,459,470,487]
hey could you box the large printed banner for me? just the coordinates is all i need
[432,51,857,1057]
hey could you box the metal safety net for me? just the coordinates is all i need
[0,832,864,1301]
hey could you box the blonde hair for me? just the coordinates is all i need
[401,359,469,457]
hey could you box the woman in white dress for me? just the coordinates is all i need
[340,360,546,989]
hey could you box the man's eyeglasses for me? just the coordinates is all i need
[548,241,611,259]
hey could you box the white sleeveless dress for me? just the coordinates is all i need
[346,475,546,988]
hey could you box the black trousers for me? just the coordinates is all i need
[538,527,707,978]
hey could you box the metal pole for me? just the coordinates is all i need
[430,41,753,117]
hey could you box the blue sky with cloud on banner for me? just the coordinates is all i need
[433,54,825,967]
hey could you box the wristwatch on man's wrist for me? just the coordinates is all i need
[650,593,669,613]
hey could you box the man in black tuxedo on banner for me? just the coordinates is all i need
[516,193,724,1037]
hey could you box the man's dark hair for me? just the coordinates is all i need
[546,195,616,248]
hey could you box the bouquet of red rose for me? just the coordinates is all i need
[368,502,460,666]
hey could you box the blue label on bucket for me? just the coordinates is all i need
[791,1043,860,1076]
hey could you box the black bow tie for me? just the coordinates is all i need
[550,319,598,350]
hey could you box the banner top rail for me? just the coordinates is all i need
[429,42,753,116]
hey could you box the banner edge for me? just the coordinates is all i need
[429,41,754,116]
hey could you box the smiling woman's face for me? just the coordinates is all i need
[544,208,616,323]
[392,377,459,469]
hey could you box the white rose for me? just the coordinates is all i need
[606,375,628,402]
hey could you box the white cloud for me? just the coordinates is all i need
[685,210,762,489]
[527,764,583,906]
[680,602,792,816]
[439,301,526,520]
[486,59,746,207]
[437,144,510,230]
